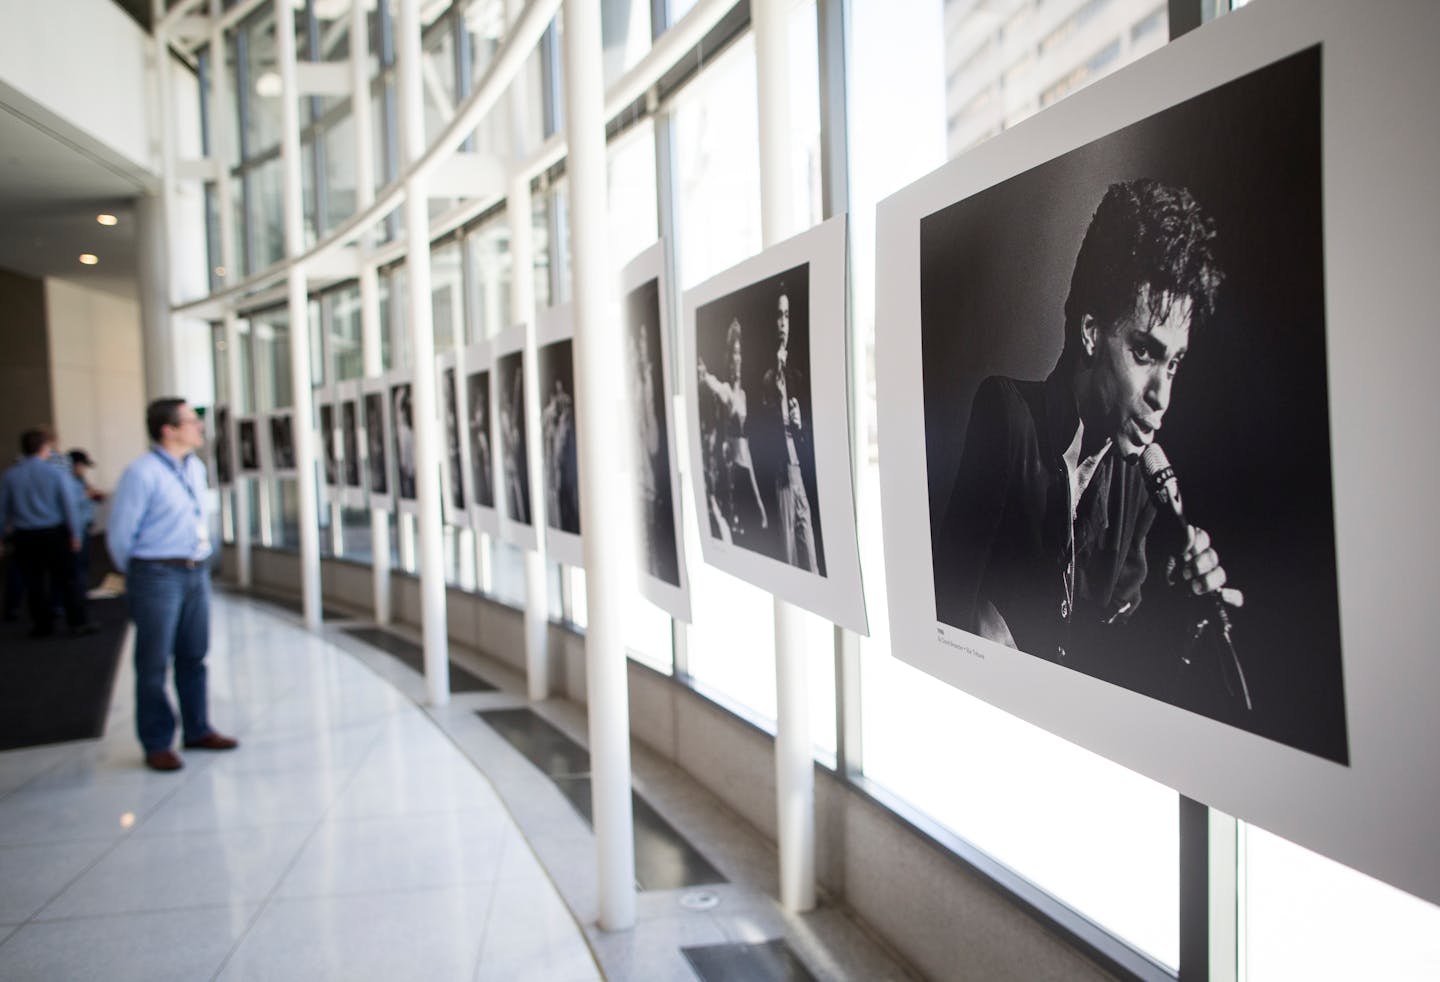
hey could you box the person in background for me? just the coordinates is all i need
[0,429,89,637]
[67,449,105,597]
[107,399,238,772]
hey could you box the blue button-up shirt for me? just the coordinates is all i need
[106,448,212,573]
[0,455,81,537]
[68,473,97,531]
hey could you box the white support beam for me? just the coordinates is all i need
[275,0,323,631]
[297,61,352,97]
[397,0,451,707]
[307,245,363,281]
[175,157,223,183]
[428,152,508,199]
[755,0,817,915]
[562,0,638,933]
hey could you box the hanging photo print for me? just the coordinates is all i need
[680,216,867,634]
[622,244,690,622]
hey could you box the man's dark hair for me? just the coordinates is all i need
[1062,179,1223,359]
[146,398,188,443]
[19,429,48,456]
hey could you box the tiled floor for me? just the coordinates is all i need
[0,594,600,982]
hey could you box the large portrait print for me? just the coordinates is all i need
[318,397,339,491]
[214,405,233,486]
[681,216,867,634]
[237,417,260,473]
[389,377,417,509]
[339,380,365,508]
[494,324,536,551]
[623,244,689,622]
[537,306,582,567]
[924,48,1344,761]
[877,0,1440,909]
[462,339,499,535]
[266,411,297,477]
[362,379,392,510]
[438,352,467,526]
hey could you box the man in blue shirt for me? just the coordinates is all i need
[67,449,104,599]
[107,398,238,772]
[0,428,88,637]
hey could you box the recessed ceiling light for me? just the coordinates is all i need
[96,213,118,226]
[79,254,99,265]
[255,71,283,98]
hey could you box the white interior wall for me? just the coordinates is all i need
[0,0,157,176]
[44,276,148,494]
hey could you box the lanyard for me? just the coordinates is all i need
[151,449,201,516]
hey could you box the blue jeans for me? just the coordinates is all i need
[127,560,212,752]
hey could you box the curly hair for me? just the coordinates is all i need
[1062,179,1223,358]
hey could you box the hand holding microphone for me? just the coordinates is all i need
[1141,442,1252,710]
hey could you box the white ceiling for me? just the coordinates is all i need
[0,97,151,300]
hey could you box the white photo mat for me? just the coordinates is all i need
[679,215,867,635]
[536,304,583,568]
[874,0,1440,907]
[493,323,538,552]
[622,244,691,623]
[462,339,500,536]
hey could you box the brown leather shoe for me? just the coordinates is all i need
[183,731,239,751]
[145,749,184,772]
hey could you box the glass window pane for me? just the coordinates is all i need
[670,35,762,289]
[248,156,286,270]
[465,216,511,343]
[241,5,283,155]
[607,119,658,267]
[1242,825,1440,981]
[321,110,357,232]
[601,0,652,88]
[432,238,464,351]
[847,0,1180,968]
[328,285,363,382]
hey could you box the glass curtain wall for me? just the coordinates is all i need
[191,1,1440,975]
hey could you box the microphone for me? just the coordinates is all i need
[1139,443,1252,710]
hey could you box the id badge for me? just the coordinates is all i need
[196,519,211,553]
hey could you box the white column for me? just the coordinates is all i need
[211,2,251,589]
[396,0,450,706]
[507,173,551,701]
[352,0,392,623]
[754,0,815,914]
[504,0,550,703]
[224,310,252,587]
[135,192,175,401]
[275,0,322,630]
[561,0,637,932]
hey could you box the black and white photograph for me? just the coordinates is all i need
[877,0,1440,910]
[463,338,499,536]
[342,393,362,489]
[237,417,259,473]
[267,412,296,476]
[493,325,535,550]
[215,405,233,486]
[439,357,466,520]
[363,387,390,503]
[695,265,824,576]
[319,400,339,488]
[924,50,1341,761]
[389,379,417,505]
[622,244,689,621]
[681,217,867,634]
[467,368,494,509]
[536,307,582,566]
